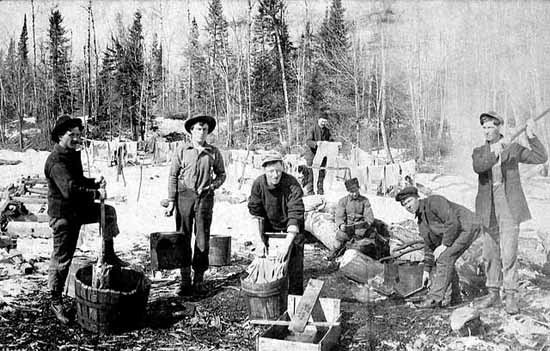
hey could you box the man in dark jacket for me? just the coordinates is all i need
[165,114,226,296]
[304,113,333,195]
[45,115,123,324]
[248,151,305,295]
[396,187,481,308]
[472,111,547,314]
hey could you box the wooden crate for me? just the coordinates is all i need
[257,295,341,351]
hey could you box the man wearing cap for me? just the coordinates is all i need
[165,114,226,296]
[248,151,305,295]
[304,112,334,195]
[396,187,481,308]
[472,111,547,314]
[45,115,124,324]
[325,178,377,261]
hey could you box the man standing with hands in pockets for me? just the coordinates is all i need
[165,114,226,296]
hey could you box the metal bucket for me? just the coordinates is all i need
[150,232,187,270]
[209,235,231,266]
[383,261,424,296]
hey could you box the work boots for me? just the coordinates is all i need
[505,291,519,315]
[50,292,70,325]
[103,240,129,267]
[193,271,207,295]
[475,287,501,309]
[176,267,193,297]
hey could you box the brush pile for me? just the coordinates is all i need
[244,257,287,284]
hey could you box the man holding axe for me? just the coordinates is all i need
[45,115,124,324]
[472,111,548,314]
[248,151,305,295]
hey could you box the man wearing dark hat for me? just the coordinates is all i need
[248,151,305,295]
[45,115,124,324]
[165,114,226,296]
[396,187,481,308]
[325,178,378,261]
[304,112,334,195]
[472,111,547,314]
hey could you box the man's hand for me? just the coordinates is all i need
[256,242,268,258]
[277,226,298,262]
[433,244,448,261]
[97,188,107,201]
[95,176,106,187]
[422,271,431,288]
[164,201,175,217]
[526,117,536,138]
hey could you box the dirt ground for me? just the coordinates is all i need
[2,152,550,350]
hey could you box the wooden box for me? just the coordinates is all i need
[257,295,341,351]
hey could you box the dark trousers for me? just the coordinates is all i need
[306,154,327,195]
[175,189,214,273]
[48,204,119,294]
[288,242,304,295]
[427,224,481,302]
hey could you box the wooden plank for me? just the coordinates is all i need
[289,279,325,333]
[12,196,48,205]
[250,320,339,327]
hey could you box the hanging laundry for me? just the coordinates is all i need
[384,163,401,194]
[400,159,416,179]
[367,165,385,193]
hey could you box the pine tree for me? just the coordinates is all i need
[184,17,209,114]
[17,15,30,148]
[251,0,294,125]
[317,0,349,64]
[18,15,29,68]
[206,0,232,144]
[48,9,72,118]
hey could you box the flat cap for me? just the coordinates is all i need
[480,111,504,126]
[261,151,283,167]
[395,186,419,203]
[344,177,360,191]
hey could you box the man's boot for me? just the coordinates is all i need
[475,287,501,309]
[176,267,192,296]
[193,270,207,295]
[50,292,70,324]
[103,240,129,267]
[505,291,519,315]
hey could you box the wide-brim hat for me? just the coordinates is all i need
[261,151,283,167]
[184,114,216,134]
[395,186,419,203]
[51,115,83,142]
[479,111,504,126]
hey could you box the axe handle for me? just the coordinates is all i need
[509,107,550,142]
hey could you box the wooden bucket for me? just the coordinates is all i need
[150,231,187,270]
[241,275,288,320]
[74,265,151,334]
[64,256,95,298]
[209,235,231,266]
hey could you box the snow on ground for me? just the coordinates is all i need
[2,149,550,349]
